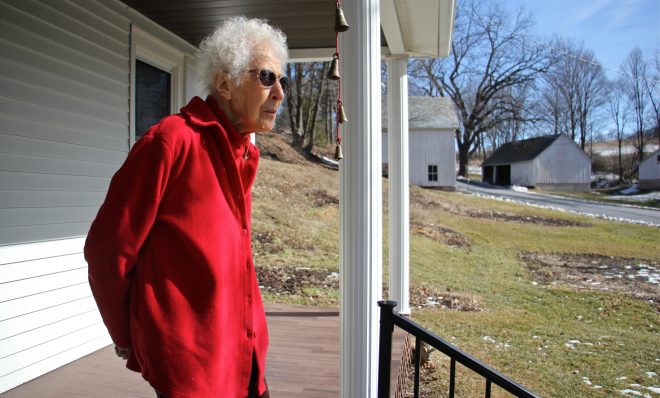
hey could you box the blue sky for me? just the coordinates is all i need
[502,0,659,79]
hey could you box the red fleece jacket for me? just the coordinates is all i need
[85,96,268,397]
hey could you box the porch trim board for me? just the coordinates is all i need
[339,0,383,396]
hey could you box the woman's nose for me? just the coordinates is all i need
[271,80,285,100]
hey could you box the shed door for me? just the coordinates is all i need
[495,165,511,185]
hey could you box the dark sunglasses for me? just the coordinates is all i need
[247,69,290,94]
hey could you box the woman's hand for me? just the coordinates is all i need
[114,345,132,360]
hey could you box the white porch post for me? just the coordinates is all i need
[339,0,382,397]
[387,56,410,315]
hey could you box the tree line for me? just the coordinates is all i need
[277,0,659,181]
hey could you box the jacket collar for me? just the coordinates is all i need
[180,96,250,159]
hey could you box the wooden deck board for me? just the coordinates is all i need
[1,304,406,397]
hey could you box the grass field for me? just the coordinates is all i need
[252,142,660,397]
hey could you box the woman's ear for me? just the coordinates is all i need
[214,73,232,101]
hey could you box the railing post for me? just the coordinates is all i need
[378,300,397,398]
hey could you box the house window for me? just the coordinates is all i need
[135,60,171,139]
[428,165,438,182]
[131,25,185,146]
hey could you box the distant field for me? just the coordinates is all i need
[252,136,660,398]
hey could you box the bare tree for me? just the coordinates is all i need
[285,62,330,153]
[643,49,660,147]
[607,79,628,182]
[538,80,566,136]
[544,39,608,150]
[409,0,550,176]
[621,47,649,163]
[484,82,537,149]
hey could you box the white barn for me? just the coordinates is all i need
[482,134,591,192]
[639,149,660,190]
[382,96,459,189]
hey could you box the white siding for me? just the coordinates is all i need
[511,161,535,187]
[0,238,112,394]
[536,135,591,186]
[639,149,660,185]
[383,129,456,188]
[408,129,455,188]
[0,0,200,392]
[0,0,131,245]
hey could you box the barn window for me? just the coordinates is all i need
[428,165,438,181]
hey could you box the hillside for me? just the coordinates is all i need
[252,132,659,397]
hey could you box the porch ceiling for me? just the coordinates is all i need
[119,0,455,60]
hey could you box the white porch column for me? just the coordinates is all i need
[387,56,410,315]
[339,0,382,397]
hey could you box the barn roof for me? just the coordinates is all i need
[382,96,460,130]
[482,135,561,166]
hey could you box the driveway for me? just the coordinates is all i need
[455,180,660,227]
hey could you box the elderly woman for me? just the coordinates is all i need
[85,17,288,398]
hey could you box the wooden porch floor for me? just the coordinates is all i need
[1,304,406,398]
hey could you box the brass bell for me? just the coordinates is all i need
[334,142,344,160]
[337,102,348,123]
[328,53,340,80]
[335,5,350,32]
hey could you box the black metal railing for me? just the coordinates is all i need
[378,300,541,398]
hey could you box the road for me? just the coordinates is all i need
[455,180,660,227]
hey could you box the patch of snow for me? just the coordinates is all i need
[608,191,660,202]
[645,386,660,394]
[582,377,592,385]
[483,336,496,343]
[459,191,660,227]
[619,389,650,397]
[511,185,528,192]
[468,165,482,176]
[617,376,629,380]
[317,155,339,169]
[457,176,470,183]
[620,185,640,195]
[646,372,657,378]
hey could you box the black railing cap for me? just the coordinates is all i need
[378,300,398,308]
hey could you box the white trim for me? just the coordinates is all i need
[387,57,410,315]
[381,0,406,55]
[129,25,186,146]
[339,0,382,397]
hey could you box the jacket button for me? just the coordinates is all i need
[241,229,248,236]
[247,296,252,304]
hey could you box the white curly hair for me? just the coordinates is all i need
[197,16,288,95]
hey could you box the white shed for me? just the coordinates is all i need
[639,149,660,190]
[382,96,459,189]
[482,134,591,192]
